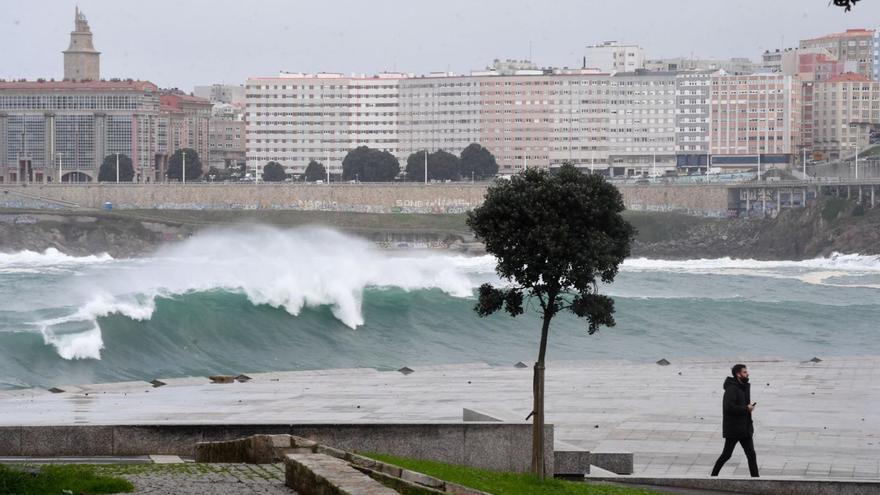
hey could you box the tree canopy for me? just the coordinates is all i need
[466,163,635,478]
[97,153,134,182]
[262,161,287,182]
[167,148,203,182]
[341,146,400,182]
[404,150,461,182]
[460,143,499,180]
[304,160,327,182]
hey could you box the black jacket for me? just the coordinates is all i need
[721,376,753,439]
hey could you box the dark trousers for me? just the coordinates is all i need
[711,436,759,477]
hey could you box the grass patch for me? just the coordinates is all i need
[0,464,133,495]
[363,453,661,495]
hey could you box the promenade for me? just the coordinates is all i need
[1,356,878,479]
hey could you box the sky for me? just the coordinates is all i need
[1,0,877,90]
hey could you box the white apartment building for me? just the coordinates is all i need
[675,71,713,171]
[607,71,678,176]
[584,41,645,73]
[246,72,403,175]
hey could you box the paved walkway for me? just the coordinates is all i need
[102,463,295,495]
[2,356,878,480]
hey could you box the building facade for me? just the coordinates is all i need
[584,41,645,73]
[208,104,246,170]
[811,73,880,160]
[0,80,161,183]
[799,29,875,80]
[709,73,801,170]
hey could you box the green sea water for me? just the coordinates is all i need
[1,226,878,390]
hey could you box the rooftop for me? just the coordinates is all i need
[0,79,158,92]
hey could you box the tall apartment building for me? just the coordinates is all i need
[675,71,713,171]
[607,71,678,175]
[799,29,875,80]
[811,73,880,160]
[584,41,645,73]
[246,72,404,175]
[709,74,801,170]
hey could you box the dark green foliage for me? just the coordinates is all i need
[821,197,849,222]
[460,143,499,180]
[852,203,865,217]
[0,464,134,494]
[468,163,635,335]
[405,150,462,182]
[262,161,287,182]
[304,160,327,182]
[342,146,400,182]
[167,148,203,181]
[97,154,134,182]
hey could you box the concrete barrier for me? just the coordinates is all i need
[0,423,553,476]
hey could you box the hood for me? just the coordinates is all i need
[723,376,740,390]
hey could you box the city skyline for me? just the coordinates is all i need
[1,0,877,89]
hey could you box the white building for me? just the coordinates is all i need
[584,41,645,73]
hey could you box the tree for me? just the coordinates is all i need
[304,160,326,182]
[97,153,134,182]
[466,164,635,479]
[460,143,499,180]
[262,161,287,182]
[167,148,203,182]
[404,150,462,182]
[342,146,400,182]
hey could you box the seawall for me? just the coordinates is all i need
[1,183,733,216]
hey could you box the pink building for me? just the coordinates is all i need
[710,74,801,170]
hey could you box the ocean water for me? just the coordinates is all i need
[1,226,878,390]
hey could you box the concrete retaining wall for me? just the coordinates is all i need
[0,423,553,475]
[1,183,733,216]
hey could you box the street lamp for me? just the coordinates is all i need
[115,153,120,184]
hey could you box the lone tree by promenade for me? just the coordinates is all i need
[262,161,287,182]
[97,153,134,182]
[304,160,326,182]
[342,146,400,182]
[167,148,203,182]
[466,163,635,479]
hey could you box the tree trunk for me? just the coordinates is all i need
[531,312,553,479]
[531,361,545,479]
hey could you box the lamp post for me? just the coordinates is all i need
[424,149,428,185]
[115,153,120,184]
[181,150,186,185]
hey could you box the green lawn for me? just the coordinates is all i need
[364,454,661,495]
[0,464,133,495]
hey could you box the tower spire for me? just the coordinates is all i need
[63,7,100,81]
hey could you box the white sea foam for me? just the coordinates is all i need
[0,248,113,267]
[622,253,880,273]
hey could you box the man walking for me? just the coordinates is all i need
[711,364,759,477]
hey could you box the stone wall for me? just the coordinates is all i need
[1,183,733,216]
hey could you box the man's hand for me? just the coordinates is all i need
[746,404,755,413]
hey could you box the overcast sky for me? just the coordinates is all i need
[1,0,877,90]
